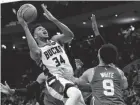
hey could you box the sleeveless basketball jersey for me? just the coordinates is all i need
[90,65,125,105]
[38,40,73,80]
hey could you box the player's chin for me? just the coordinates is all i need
[43,35,49,39]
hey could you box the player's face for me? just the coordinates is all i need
[34,26,49,39]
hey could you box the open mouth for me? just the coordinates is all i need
[43,31,47,34]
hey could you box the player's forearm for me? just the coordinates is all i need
[75,78,88,86]
[92,20,106,44]
[78,83,92,92]
[52,19,74,38]
[92,24,100,36]
[23,26,40,54]
[13,81,40,96]
[14,88,28,96]
[91,18,100,36]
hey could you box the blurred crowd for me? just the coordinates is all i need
[1,25,140,105]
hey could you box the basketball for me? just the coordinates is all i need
[17,4,37,23]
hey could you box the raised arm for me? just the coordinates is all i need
[17,9,41,61]
[41,4,74,44]
[91,14,106,49]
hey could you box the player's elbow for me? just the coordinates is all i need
[67,31,74,39]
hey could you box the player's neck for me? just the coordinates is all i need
[98,61,105,66]
[37,38,50,47]
[99,61,114,66]
[98,60,108,66]
[37,39,48,47]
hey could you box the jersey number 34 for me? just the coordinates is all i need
[52,55,65,67]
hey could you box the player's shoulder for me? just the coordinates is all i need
[84,67,95,75]
[114,66,124,76]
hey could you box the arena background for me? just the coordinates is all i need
[1,1,140,105]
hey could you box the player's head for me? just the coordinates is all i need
[98,44,118,64]
[31,24,49,40]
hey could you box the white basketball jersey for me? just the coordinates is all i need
[39,40,74,79]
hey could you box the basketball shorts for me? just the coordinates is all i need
[45,75,76,103]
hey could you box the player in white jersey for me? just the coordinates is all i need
[16,3,85,105]
[38,40,73,79]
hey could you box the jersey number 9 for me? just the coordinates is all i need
[102,79,114,96]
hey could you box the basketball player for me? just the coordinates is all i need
[74,44,128,105]
[17,3,85,105]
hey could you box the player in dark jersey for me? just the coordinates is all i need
[74,44,128,105]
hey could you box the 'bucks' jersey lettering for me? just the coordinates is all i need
[39,40,73,79]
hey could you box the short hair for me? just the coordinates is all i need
[30,24,42,36]
[99,44,118,64]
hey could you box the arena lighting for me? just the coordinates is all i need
[115,14,118,17]
[130,25,135,31]
[22,36,26,39]
[132,18,135,21]
[2,44,6,49]
[100,25,104,27]
[91,35,94,37]
[13,45,15,49]
[83,22,86,24]
[12,8,16,14]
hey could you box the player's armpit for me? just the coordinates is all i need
[30,50,41,62]
[51,34,73,44]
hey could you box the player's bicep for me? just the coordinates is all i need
[51,34,73,44]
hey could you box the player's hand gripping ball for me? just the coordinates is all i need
[17,4,37,23]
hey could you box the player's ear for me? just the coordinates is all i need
[34,33,37,39]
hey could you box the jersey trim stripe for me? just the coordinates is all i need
[46,83,64,101]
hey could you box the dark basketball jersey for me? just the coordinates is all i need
[90,65,125,105]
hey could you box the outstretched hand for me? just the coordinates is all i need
[91,14,96,22]
[91,14,100,35]
[0,81,15,95]
[17,8,28,27]
[41,4,56,21]
[91,14,98,31]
